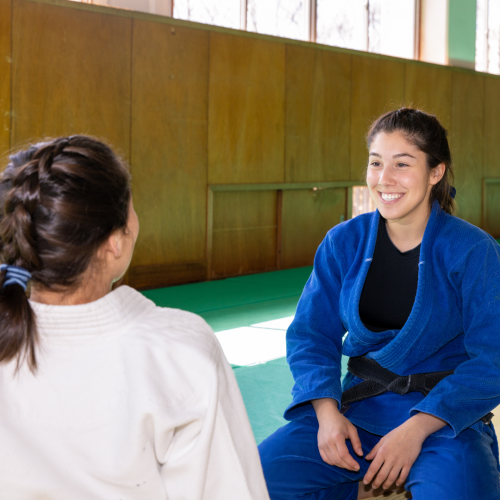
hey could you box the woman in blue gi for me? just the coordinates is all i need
[258,108,500,499]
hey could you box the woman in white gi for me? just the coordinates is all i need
[0,136,269,500]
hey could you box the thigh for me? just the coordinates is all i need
[258,417,380,500]
[406,425,500,500]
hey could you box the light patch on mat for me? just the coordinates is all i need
[215,327,286,366]
[250,316,295,331]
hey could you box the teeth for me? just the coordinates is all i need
[381,193,404,201]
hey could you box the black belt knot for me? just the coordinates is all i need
[340,356,493,425]
[341,355,454,407]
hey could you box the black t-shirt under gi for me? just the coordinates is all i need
[359,216,421,333]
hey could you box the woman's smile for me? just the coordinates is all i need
[378,192,406,203]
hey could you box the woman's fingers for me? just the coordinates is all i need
[347,425,364,457]
[382,465,402,490]
[396,466,410,487]
[364,440,380,461]
[334,438,360,471]
[371,461,393,490]
[363,453,383,485]
[318,447,332,466]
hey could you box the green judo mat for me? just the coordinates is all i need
[233,356,349,444]
[142,267,313,332]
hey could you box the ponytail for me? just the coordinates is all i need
[0,275,37,371]
[0,136,131,372]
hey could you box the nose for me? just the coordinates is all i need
[378,165,395,186]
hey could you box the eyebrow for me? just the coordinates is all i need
[369,152,417,159]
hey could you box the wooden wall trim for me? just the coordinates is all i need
[209,181,361,192]
[129,262,207,290]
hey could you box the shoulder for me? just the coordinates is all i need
[436,211,499,255]
[323,212,375,256]
[118,286,219,360]
[118,288,224,405]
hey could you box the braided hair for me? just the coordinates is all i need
[366,108,456,215]
[0,136,131,371]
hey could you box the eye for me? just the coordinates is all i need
[396,162,409,168]
[369,161,381,167]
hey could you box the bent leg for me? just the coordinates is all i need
[406,424,500,500]
[258,417,380,500]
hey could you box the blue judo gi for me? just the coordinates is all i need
[259,202,500,499]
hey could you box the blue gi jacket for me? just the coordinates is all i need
[285,201,500,439]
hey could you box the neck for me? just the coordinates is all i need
[385,204,432,253]
[30,274,113,306]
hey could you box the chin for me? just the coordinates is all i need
[376,203,409,221]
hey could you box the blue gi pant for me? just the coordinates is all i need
[258,417,500,500]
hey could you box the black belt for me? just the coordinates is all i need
[341,356,493,425]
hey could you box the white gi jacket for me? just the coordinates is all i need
[0,285,269,500]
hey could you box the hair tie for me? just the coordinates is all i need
[449,186,456,199]
[0,264,32,291]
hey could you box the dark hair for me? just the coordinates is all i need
[366,108,455,215]
[0,136,131,371]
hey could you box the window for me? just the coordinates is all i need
[316,0,368,50]
[352,186,376,218]
[476,0,500,74]
[247,0,306,41]
[173,0,241,29]
[368,0,416,59]
[316,0,416,58]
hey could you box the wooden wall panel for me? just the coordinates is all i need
[285,45,351,182]
[11,0,131,157]
[281,188,346,269]
[211,191,277,278]
[208,33,285,184]
[350,56,405,182]
[451,71,484,227]
[404,63,452,129]
[483,76,500,179]
[0,0,11,156]
[483,182,500,238]
[130,21,209,288]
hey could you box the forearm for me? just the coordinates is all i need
[405,411,447,440]
[312,397,340,421]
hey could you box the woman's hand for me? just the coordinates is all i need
[311,398,364,471]
[363,412,447,489]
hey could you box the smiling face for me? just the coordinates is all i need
[366,131,445,225]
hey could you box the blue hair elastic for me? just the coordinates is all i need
[0,264,32,291]
[449,186,456,199]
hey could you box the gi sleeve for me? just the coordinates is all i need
[159,328,270,500]
[411,238,500,437]
[284,230,347,420]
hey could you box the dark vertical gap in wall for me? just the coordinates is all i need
[124,18,134,287]
[9,0,14,150]
[481,74,486,230]
[282,43,287,184]
[129,18,134,166]
[403,62,407,108]
[402,59,407,109]
[276,189,283,269]
[348,54,353,184]
[205,32,212,280]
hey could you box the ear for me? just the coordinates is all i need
[429,163,446,186]
[98,230,123,261]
